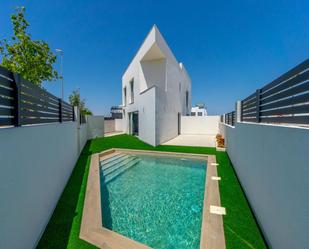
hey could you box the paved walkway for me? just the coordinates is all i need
[104,131,124,137]
[163,134,216,147]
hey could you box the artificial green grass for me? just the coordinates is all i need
[37,134,267,249]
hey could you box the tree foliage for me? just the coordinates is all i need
[69,90,93,115]
[0,7,58,86]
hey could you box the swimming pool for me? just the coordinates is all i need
[80,149,225,249]
[99,153,206,249]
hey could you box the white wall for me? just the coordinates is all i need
[219,122,309,249]
[121,86,156,146]
[104,119,115,133]
[103,119,124,134]
[78,123,89,152]
[181,116,220,135]
[155,58,191,145]
[0,122,79,249]
[0,114,105,249]
[115,118,124,131]
[87,116,105,139]
[140,58,166,92]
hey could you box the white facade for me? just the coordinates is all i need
[122,25,191,146]
[191,106,208,116]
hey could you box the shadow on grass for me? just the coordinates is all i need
[36,142,93,249]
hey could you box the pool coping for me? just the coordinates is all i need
[80,148,226,249]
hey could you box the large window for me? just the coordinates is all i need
[123,87,127,106]
[198,112,202,116]
[130,79,134,103]
[191,112,196,116]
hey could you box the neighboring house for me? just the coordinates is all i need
[191,103,208,116]
[122,25,191,146]
[110,106,123,119]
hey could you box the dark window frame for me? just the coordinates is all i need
[130,79,134,104]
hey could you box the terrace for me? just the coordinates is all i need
[36,134,267,249]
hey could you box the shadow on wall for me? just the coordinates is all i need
[88,116,105,139]
[36,142,95,249]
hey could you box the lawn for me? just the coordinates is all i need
[37,134,267,249]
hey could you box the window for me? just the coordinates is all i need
[185,91,189,108]
[198,112,202,116]
[179,82,181,92]
[191,112,196,116]
[123,87,127,106]
[130,79,134,103]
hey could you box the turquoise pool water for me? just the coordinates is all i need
[100,153,206,249]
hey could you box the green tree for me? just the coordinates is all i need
[69,90,93,115]
[82,107,93,116]
[0,7,58,86]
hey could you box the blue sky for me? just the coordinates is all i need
[0,0,308,115]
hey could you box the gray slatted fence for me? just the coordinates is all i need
[241,59,309,125]
[0,65,74,127]
[223,111,235,126]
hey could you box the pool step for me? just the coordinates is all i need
[104,157,141,183]
[103,156,138,176]
[100,154,131,171]
[100,153,127,166]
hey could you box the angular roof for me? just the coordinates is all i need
[123,25,188,79]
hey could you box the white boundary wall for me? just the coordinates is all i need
[181,116,220,135]
[78,123,89,153]
[87,116,105,139]
[115,118,124,131]
[104,119,124,134]
[219,122,309,249]
[0,116,105,249]
[104,119,115,134]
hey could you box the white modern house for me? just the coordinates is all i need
[191,103,208,116]
[122,25,191,146]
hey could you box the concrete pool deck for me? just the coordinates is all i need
[80,149,225,249]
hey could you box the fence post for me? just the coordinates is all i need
[74,106,79,125]
[58,98,63,123]
[13,73,21,126]
[75,106,81,153]
[236,100,242,123]
[232,111,235,126]
[256,89,261,122]
[72,106,76,122]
